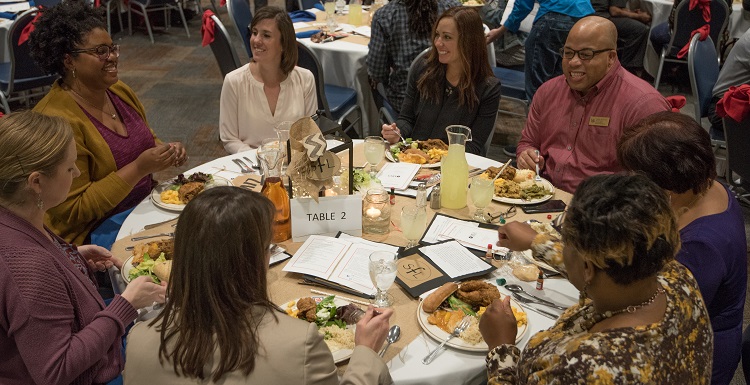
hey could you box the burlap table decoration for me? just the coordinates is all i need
[287,117,342,202]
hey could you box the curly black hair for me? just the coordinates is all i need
[561,173,680,286]
[28,0,106,77]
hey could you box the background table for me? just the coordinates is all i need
[112,140,577,385]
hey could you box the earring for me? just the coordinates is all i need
[72,68,76,78]
[36,193,44,210]
[578,282,589,307]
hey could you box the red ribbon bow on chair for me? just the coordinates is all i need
[677,24,710,58]
[221,0,227,6]
[690,0,711,23]
[201,10,216,47]
[716,85,750,122]
[17,9,42,46]
[665,95,687,112]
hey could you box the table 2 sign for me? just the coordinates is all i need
[290,194,363,241]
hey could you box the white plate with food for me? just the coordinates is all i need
[122,239,174,284]
[151,173,232,211]
[417,281,528,352]
[386,139,447,168]
[480,166,555,205]
[281,295,362,363]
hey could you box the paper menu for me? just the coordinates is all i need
[419,240,492,278]
[440,223,499,251]
[283,235,399,295]
[377,162,421,190]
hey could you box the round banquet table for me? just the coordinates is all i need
[111,139,578,385]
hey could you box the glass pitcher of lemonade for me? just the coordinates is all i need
[441,125,471,209]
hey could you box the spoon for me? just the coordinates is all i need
[379,325,401,357]
[505,284,567,310]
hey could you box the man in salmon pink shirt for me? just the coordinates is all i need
[516,16,669,193]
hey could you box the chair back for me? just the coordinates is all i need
[226,0,252,58]
[34,0,62,7]
[687,33,719,121]
[298,0,321,10]
[5,8,55,95]
[296,41,332,118]
[666,0,729,57]
[408,47,430,78]
[209,14,242,78]
[724,116,750,186]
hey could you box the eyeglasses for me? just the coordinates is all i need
[486,206,517,224]
[558,48,613,61]
[551,211,566,234]
[71,44,120,61]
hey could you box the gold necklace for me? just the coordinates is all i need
[66,85,118,120]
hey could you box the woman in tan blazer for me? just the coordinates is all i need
[124,187,393,384]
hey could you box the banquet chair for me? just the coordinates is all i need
[127,0,191,44]
[298,0,321,10]
[653,0,728,90]
[226,0,252,58]
[687,32,728,178]
[0,8,57,114]
[207,14,241,78]
[723,116,750,204]
[104,0,124,35]
[297,42,362,138]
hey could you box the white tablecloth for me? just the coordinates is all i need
[638,0,747,76]
[115,141,578,385]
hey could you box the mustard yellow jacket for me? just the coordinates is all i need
[33,80,160,245]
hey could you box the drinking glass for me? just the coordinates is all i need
[369,251,398,307]
[401,205,426,248]
[470,177,494,222]
[363,136,386,178]
[258,138,283,178]
[275,121,292,175]
[324,0,338,30]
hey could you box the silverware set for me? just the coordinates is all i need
[232,157,260,173]
[511,294,560,320]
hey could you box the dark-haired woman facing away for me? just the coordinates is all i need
[124,187,394,384]
[381,7,501,155]
[367,0,461,114]
[29,0,186,247]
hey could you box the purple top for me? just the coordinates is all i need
[678,184,747,385]
[80,91,155,217]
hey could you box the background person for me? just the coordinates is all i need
[0,111,166,385]
[481,173,713,383]
[367,0,461,114]
[219,6,317,153]
[381,7,501,155]
[29,0,187,247]
[124,187,394,384]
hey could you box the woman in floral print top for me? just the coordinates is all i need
[479,174,713,384]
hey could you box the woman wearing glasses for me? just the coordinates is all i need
[28,1,186,247]
[481,173,713,383]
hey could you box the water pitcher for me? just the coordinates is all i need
[440,125,471,209]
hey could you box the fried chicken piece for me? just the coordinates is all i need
[485,166,516,181]
[132,239,174,265]
[419,139,448,151]
[296,297,317,322]
[178,182,204,204]
[456,280,501,307]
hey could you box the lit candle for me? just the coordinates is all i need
[325,188,337,197]
[366,207,381,218]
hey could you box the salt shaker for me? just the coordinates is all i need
[415,183,427,208]
[429,185,441,209]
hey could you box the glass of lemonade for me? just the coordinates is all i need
[363,136,386,178]
[324,0,337,30]
[401,205,426,248]
[369,251,398,307]
[470,176,494,222]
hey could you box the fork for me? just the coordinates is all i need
[232,159,252,173]
[131,232,174,242]
[422,315,471,364]
[511,293,559,319]
[534,150,542,182]
[242,156,260,169]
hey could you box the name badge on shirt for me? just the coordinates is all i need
[589,116,610,127]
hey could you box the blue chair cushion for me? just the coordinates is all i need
[289,10,316,22]
[296,29,321,38]
[324,83,357,119]
[493,66,526,101]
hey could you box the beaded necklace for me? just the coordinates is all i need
[571,286,665,333]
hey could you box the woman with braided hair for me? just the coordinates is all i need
[367,0,460,114]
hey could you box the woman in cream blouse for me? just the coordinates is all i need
[219,6,317,153]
